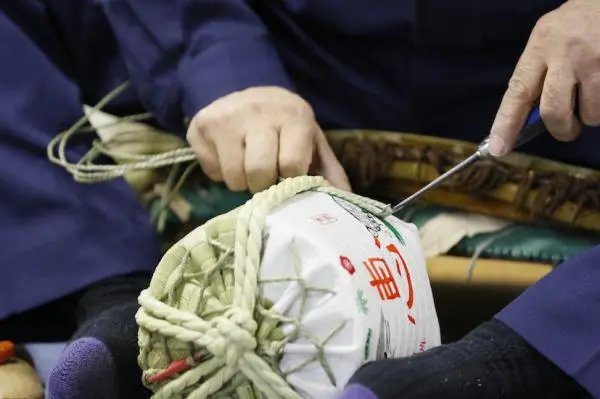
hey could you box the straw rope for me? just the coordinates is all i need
[47,82,196,183]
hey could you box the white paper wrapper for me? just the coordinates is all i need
[259,191,440,399]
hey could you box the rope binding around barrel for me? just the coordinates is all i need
[135,176,387,399]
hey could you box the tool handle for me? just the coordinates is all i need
[515,105,546,148]
[479,105,546,157]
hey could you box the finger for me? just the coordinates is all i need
[244,127,279,193]
[489,49,546,156]
[215,136,247,191]
[278,121,315,178]
[578,71,600,126]
[186,123,223,182]
[313,131,352,192]
[540,64,580,141]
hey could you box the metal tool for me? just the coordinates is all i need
[378,106,546,217]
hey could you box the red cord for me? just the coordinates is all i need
[147,353,203,383]
[0,341,14,365]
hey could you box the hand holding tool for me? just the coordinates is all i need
[378,106,546,217]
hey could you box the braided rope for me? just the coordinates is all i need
[136,176,388,398]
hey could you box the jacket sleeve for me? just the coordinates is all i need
[99,0,295,131]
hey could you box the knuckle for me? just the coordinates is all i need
[282,98,315,119]
[187,127,210,148]
[583,70,600,89]
[553,126,580,142]
[493,107,513,122]
[543,118,566,137]
[591,50,600,66]
[580,108,600,126]
[533,14,554,37]
[199,162,222,182]
[542,90,562,116]
[539,102,562,123]
[279,154,307,176]
[493,107,520,133]
[246,162,274,179]
[506,75,534,102]
[196,153,220,174]
[203,169,223,182]
[547,127,569,141]
[185,128,195,144]
[246,172,275,193]
[199,156,218,172]
[541,110,580,141]
[186,119,201,143]
[187,130,206,147]
[225,176,247,192]
[564,32,580,48]
[191,113,217,133]
[239,88,317,123]
[196,99,240,125]
[248,101,264,115]
[581,116,600,127]
[247,182,269,194]
[561,30,585,52]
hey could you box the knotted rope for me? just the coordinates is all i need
[136,176,386,398]
[47,82,197,184]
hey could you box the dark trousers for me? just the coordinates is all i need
[0,273,150,344]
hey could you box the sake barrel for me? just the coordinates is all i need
[136,177,440,399]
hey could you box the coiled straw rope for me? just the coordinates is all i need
[46,82,208,231]
[136,176,386,398]
[47,82,196,184]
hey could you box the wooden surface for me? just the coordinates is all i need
[326,130,600,232]
[426,255,552,288]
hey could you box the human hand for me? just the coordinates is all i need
[489,0,600,156]
[186,86,351,193]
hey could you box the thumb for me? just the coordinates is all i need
[313,131,352,192]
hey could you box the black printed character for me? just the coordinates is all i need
[376,310,395,359]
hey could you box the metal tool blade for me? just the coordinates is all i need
[376,106,547,218]
[378,152,482,217]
